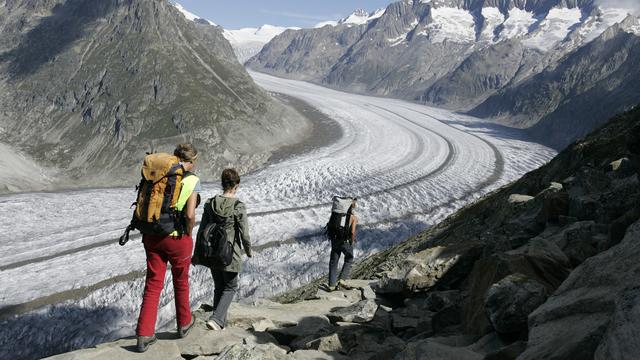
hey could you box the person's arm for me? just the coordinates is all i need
[236,202,252,257]
[350,215,358,243]
[184,192,197,236]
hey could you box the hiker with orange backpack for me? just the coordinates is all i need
[192,168,252,331]
[122,143,201,352]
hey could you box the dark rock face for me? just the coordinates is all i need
[0,0,308,191]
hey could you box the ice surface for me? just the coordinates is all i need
[499,8,538,40]
[0,73,556,359]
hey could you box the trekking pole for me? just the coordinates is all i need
[119,225,133,246]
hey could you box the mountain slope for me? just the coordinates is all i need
[248,0,640,148]
[0,0,309,192]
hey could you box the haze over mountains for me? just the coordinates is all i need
[248,0,640,148]
[0,0,309,193]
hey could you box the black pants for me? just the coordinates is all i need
[210,269,238,328]
[329,240,354,287]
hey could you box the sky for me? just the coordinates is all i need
[173,0,395,29]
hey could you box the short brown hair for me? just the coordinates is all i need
[174,143,198,162]
[221,168,240,191]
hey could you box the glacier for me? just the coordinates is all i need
[0,73,556,359]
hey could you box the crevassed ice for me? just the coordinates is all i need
[424,7,476,43]
[499,8,537,40]
[480,7,505,42]
[522,7,582,51]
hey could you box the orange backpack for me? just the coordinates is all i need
[120,153,185,245]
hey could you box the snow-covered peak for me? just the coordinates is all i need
[171,2,216,25]
[316,8,386,28]
[223,25,300,63]
[223,25,298,45]
[619,14,640,35]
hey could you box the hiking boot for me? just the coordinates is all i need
[178,315,196,338]
[337,279,346,288]
[327,285,337,292]
[206,319,222,331]
[136,335,157,353]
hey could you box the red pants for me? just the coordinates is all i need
[136,234,193,336]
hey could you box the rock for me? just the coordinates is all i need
[484,341,527,360]
[313,287,362,303]
[484,274,547,335]
[519,220,640,360]
[292,350,349,360]
[468,332,508,355]
[607,157,635,178]
[252,319,276,332]
[44,337,183,360]
[508,194,534,204]
[341,328,405,359]
[463,237,571,335]
[361,286,377,300]
[428,335,480,347]
[422,291,462,312]
[432,305,462,332]
[536,189,569,224]
[268,317,334,346]
[377,245,482,294]
[176,326,276,357]
[546,221,598,266]
[394,339,483,360]
[216,343,291,360]
[327,299,378,323]
[226,299,351,329]
[302,333,343,352]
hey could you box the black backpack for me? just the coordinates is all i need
[325,196,355,244]
[194,198,240,267]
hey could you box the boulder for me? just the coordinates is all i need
[176,326,277,357]
[301,333,343,352]
[252,319,276,332]
[520,220,640,360]
[508,194,534,204]
[313,287,362,303]
[292,350,349,360]
[394,339,483,360]
[216,343,291,360]
[484,341,527,360]
[546,221,599,267]
[327,299,378,323]
[268,316,333,345]
[607,157,635,178]
[377,245,483,294]
[463,238,571,335]
[484,274,547,335]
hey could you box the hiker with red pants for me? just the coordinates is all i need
[133,143,201,352]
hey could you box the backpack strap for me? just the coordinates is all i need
[233,199,242,249]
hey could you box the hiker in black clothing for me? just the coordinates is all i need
[193,168,252,330]
[327,197,358,290]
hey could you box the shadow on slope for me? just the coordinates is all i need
[0,0,119,78]
[0,305,124,360]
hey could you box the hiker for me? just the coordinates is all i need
[135,144,201,352]
[326,197,358,290]
[194,168,252,331]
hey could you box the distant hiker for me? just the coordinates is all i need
[128,144,201,352]
[192,168,252,331]
[326,196,358,291]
